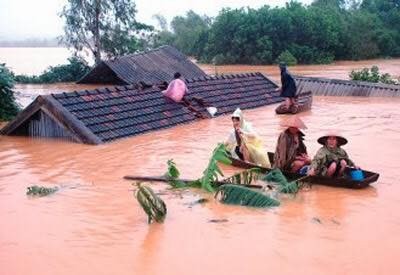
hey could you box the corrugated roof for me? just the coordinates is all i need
[78,45,207,85]
[295,76,400,97]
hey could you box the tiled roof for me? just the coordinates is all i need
[295,76,400,97]
[78,45,207,85]
[2,73,282,144]
[52,86,198,142]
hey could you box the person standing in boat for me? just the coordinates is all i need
[275,63,297,110]
[224,108,270,168]
[308,132,359,177]
[273,116,311,173]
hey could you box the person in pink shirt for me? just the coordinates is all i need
[162,72,187,102]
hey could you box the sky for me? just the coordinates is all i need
[0,0,313,40]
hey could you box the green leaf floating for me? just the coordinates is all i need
[215,184,280,207]
[223,168,264,186]
[199,143,232,192]
[26,185,59,196]
[135,183,167,224]
[262,169,299,194]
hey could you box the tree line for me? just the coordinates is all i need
[153,0,400,65]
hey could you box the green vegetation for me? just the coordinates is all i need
[14,57,90,84]
[222,168,264,186]
[262,169,299,194]
[135,183,167,224]
[153,0,400,65]
[349,66,399,84]
[215,184,280,207]
[198,143,232,192]
[0,64,19,121]
[26,185,59,196]
[164,159,185,188]
[60,0,153,64]
[276,51,298,66]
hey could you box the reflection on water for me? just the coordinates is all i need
[1,97,400,275]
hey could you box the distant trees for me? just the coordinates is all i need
[350,66,399,84]
[60,0,152,64]
[14,57,90,84]
[153,0,400,65]
[0,64,19,121]
[152,11,211,59]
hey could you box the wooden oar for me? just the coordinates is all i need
[123,175,263,189]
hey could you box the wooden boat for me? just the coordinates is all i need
[228,152,379,189]
[275,91,313,114]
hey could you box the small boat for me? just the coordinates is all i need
[275,91,313,114]
[228,152,379,189]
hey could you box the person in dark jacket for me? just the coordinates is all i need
[276,63,297,109]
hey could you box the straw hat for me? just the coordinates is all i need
[281,116,307,130]
[317,131,348,146]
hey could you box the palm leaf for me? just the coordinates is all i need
[135,183,167,223]
[262,169,299,194]
[215,184,280,207]
[223,168,264,185]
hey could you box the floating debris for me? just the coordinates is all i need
[26,185,59,197]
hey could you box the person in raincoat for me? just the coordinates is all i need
[224,108,270,168]
[273,116,310,173]
[308,132,358,177]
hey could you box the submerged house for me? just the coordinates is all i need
[1,73,283,144]
[295,76,400,97]
[77,45,207,85]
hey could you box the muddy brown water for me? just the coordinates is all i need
[1,49,400,274]
[1,96,400,275]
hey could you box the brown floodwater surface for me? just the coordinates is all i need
[201,58,400,83]
[1,96,400,275]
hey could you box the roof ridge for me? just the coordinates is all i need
[185,72,267,83]
[105,45,176,63]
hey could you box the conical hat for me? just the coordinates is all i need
[317,131,348,146]
[280,116,307,129]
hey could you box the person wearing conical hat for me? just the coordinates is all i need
[224,108,270,168]
[308,132,358,177]
[273,116,310,173]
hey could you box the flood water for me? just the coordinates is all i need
[1,48,400,274]
[1,96,400,275]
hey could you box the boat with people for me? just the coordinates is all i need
[227,153,379,189]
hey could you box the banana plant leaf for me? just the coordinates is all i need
[135,183,167,223]
[215,184,280,208]
[262,168,299,194]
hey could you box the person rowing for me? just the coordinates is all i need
[224,108,270,168]
[308,131,359,178]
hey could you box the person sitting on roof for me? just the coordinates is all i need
[307,132,359,177]
[224,108,270,168]
[275,63,297,110]
[162,72,187,102]
[273,116,310,173]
